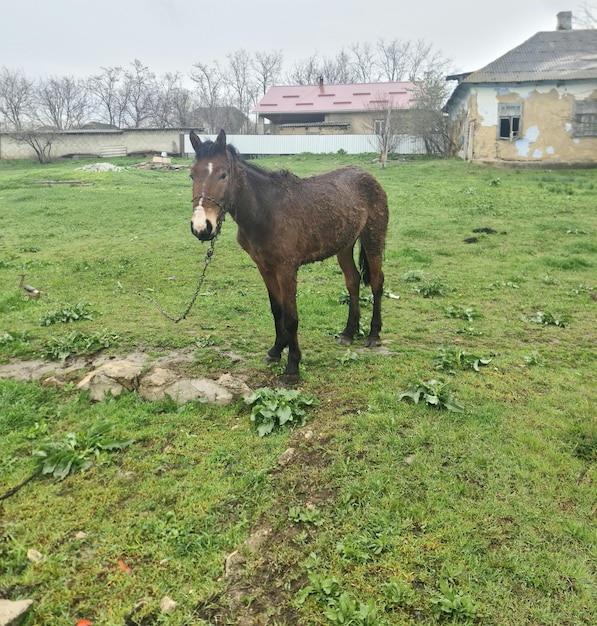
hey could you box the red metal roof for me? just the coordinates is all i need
[254,81,417,114]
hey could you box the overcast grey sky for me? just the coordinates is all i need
[0,0,580,80]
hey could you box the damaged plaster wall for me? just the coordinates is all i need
[460,82,597,165]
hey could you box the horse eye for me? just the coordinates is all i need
[219,172,227,180]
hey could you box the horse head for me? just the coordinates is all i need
[189,128,231,241]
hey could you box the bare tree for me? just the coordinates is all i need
[0,67,35,130]
[321,50,357,84]
[252,50,283,94]
[376,38,412,81]
[406,40,450,81]
[225,49,258,132]
[349,42,378,82]
[286,54,322,85]
[409,69,456,155]
[576,1,596,27]
[366,91,406,167]
[35,75,89,129]
[87,66,123,126]
[169,82,195,128]
[9,129,58,163]
[119,60,156,128]
[190,61,227,133]
[151,72,194,128]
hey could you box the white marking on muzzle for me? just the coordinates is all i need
[191,162,214,233]
[192,206,208,233]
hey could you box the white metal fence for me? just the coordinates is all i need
[185,134,426,156]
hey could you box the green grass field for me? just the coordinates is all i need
[1,153,596,625]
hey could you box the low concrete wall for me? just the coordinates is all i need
[0,129,187,160]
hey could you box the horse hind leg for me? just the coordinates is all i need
[336,245,361,345]
[360,246,384,348]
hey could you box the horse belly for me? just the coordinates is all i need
[298,206,367,264]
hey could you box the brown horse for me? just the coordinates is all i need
[189,129,388,384]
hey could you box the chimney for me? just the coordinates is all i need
[318,76,324,91]
[557,11,572,30]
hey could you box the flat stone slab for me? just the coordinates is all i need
[163,378,234,406]
[0,600,33,626]
[77,360,143,401]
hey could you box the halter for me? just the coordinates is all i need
[190,148,235,220]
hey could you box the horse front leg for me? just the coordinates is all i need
[259,268,301,384]
[263,290,286,363]
[336,246,361,345]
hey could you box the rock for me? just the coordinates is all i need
[224,550,245,578]
[216,373,252,398]
[159,597,177,614]
[41,376,66,388]
[137,366,178,402]
[77,361,142,401]
[0,599,33,626]
[163,378,234,406]
[97,361,142,390]
[26,549,43,563]
[277,447,296,466]
[78,370,125,401]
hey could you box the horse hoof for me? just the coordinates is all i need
[337,334,353,346]
[263,354,281,364]
[364,337,382,348]
[279,373,299,387]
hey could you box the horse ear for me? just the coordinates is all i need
[216,129,227,152]
[189,130,201,153]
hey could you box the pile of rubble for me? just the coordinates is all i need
[74,163,124,172]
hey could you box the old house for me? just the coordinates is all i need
[444,12,597,165]
[254,79,416,135]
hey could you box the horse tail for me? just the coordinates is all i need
[359,244,371,286]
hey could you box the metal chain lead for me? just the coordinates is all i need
[132,151,234,323]
[128,210,225,323]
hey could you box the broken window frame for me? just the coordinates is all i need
[498,103,523,140]
[572,99,597,137]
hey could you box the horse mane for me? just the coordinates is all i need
[241,155,299,186]
[193,139,299,185]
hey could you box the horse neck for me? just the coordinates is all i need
[228,159,270,227]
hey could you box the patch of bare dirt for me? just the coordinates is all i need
[194,426,337,625]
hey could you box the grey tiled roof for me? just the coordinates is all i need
[462,29,597,83]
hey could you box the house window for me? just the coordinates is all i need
[498,103,522,140]
[374,119,386,135]
[573,99,597,137]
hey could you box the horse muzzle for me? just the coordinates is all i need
[190,219,214,241]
